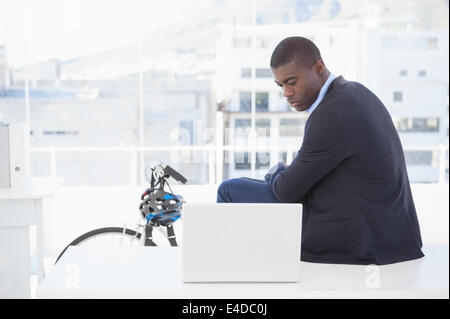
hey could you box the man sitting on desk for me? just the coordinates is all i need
[217,36,424,266]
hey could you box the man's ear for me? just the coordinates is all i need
[314,59,325,75]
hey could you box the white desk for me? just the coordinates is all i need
[37,245,448,299]
[0,177,62,298]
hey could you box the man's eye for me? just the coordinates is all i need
[287,81,296,85]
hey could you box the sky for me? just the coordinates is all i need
[1,0,448,67]
[0,0,190,66]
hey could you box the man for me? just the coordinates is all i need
[217,36,424,265]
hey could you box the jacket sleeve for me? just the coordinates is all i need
[266,110,351,203]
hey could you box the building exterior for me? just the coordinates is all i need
[1,13,448,186]
[215,21,449,183]
[373,29,449,182]
[0,57,214,185]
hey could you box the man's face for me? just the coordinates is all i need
[271,60,325,112]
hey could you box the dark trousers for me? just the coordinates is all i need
[216,177,280,203]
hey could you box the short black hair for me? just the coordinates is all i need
[270,36,322,69]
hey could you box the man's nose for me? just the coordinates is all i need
[283,86,294,98]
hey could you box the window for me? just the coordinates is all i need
[144,110,168,124]
[382,36,435,50]
[256,152,270,169]
[413,118,439,132]
[279,118,305,137]
[241,68,252,78]
[255,118,270,137]
[396,118,440,133]
[255,68,272,78]
[235,152,250,170]
[399,70,408,77]
[235,118,251,128]
[418,70,427,77]
[256,92,269,111]
[234,118,270,137]
[239,92,251,112]
[393,91,403,102]
[241,68,272,78]
[234,152,270,170]
[404,151,433,165]
[232,37,267,49]
[396,118,409,131]
[42,130,78,135]
[239,91,269,112]
[279,151,298,164]
[234,118,251,140]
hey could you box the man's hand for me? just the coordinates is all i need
[264,162,288,183]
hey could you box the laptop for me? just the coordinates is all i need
[182,203,302,282]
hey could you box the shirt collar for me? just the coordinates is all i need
[306,72,336,115]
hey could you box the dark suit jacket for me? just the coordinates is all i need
[265,76,424,265]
